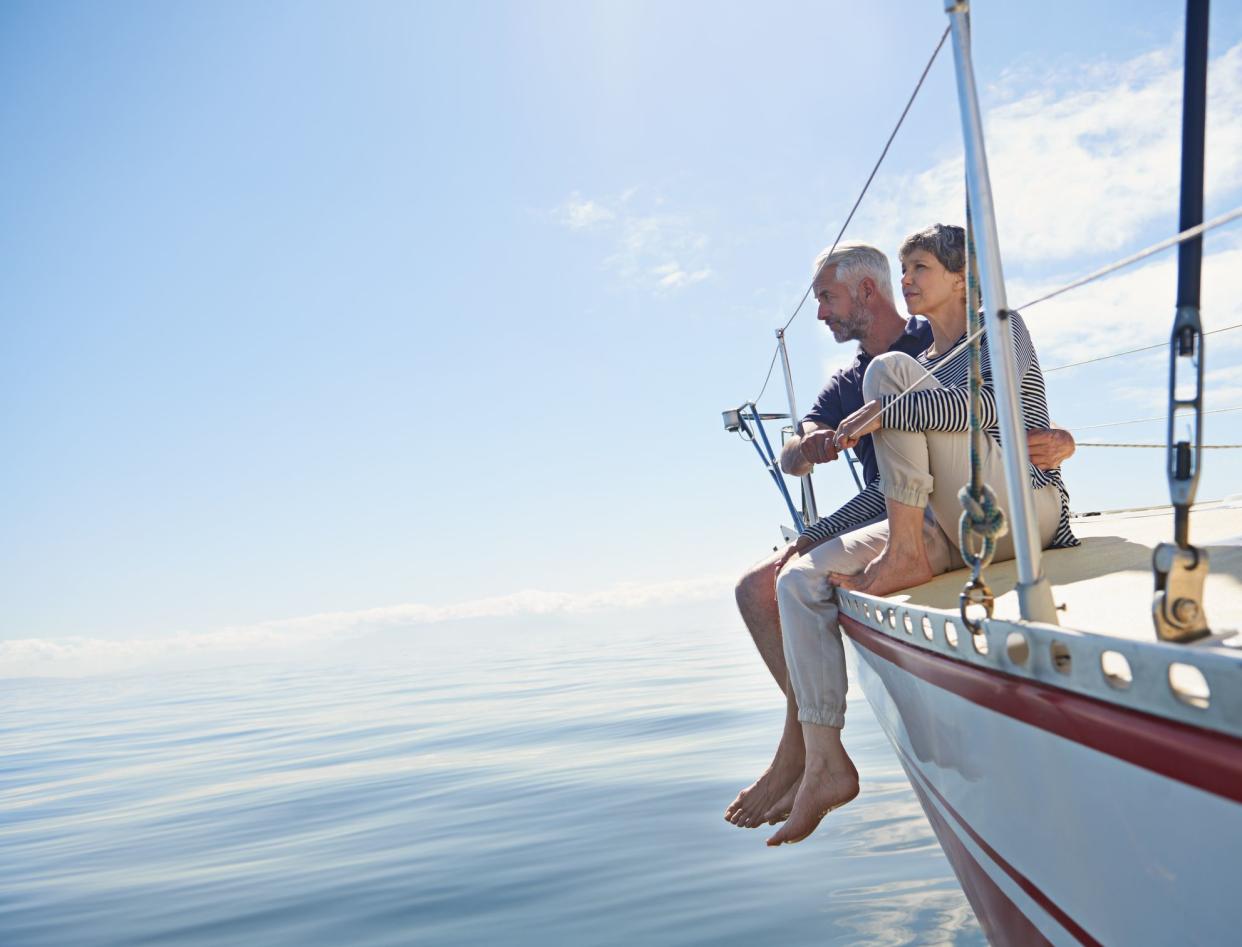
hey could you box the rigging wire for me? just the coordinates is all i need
[1014,205,1242,313]
[869,208,1242,425]
[1045,322,1242,373]
[776,26,951,337]
[1076,442,1242,449]
[751,342,783,406]
[1072,405,1242,432]
[745,56,1241,437]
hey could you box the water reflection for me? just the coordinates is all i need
[1,613,980,945]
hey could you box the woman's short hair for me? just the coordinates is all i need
[900,224,966,274]
[812,243,894,302]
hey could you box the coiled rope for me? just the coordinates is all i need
[958,203,1006,632]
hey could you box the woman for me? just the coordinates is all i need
[830,223,1075,596]
[767,223,1075,847]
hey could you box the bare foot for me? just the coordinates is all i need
[829,540,932,597]
[724,741,804,828]
[761,778,800,825]
[765,762,859,846]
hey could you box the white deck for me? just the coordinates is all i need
[887,498,1242,645]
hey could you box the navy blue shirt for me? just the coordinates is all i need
[801,318,933,484]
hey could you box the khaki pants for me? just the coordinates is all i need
[777,513,953,727]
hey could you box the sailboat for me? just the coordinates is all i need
[727,2,1242,943]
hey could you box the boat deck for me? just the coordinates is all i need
[888,498,1242,646]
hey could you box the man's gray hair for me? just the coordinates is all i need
[812,243,894,302]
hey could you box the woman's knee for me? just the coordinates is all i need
[863,351,921,401]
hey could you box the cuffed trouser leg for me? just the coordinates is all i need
[862,351,1061,562]
[776,522,890,727]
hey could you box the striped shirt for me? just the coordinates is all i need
[799,309,1078,550]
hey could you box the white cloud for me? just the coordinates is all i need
[824,38,1242,435]
[1012,233,1242,359]
[555,188,712,293]
[654,262,711,288]
[558,192,615,229]
[0,575,734,677]
[852,40,1242,268]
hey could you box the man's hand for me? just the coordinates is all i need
[799,428,840,466]
[1026,428,1076,470]
[834,400,883,451]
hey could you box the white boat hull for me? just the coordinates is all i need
[842,612,1242,946]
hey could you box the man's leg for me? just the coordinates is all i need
[725,545,805,827]
[765,523,889,843]
[734,545,796,688]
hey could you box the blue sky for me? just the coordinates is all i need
[3,0,1241,667]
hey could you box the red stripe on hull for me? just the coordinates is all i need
[894,742,1101,946]
[906,772,1053,947]
[841,614,1242,804]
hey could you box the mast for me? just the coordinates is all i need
[944,2,1058,624]
[1153,0,1212,642]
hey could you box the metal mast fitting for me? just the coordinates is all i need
[1154,0,1212,643]
[945,1,1058,625]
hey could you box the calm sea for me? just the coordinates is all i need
[1,604,983,945]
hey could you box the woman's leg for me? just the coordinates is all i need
[920,413,1062,564]
[832,352,957,595]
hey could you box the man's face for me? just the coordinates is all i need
[814,266,870,343]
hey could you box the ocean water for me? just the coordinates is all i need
[1,607,983,945]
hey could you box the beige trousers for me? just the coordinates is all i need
[777,513,954,727]
[863,351,1060,564]
[776,351,1060,728]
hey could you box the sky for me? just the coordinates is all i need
[3,0,1242,671]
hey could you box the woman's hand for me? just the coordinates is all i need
[1026,428,1076,470]
[834,400,883,451]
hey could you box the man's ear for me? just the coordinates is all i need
[857,276,876,302]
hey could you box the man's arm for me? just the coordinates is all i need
[1027,427,1076,470]
[780,421,839,476]
[795,479,887,553]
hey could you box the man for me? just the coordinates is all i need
[724,243,1074,831]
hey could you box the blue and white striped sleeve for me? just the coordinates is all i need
[880,312,1036,434]
[881,383,997,433]
[798,479,887,547]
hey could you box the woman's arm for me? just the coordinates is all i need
[883,313,1037,433]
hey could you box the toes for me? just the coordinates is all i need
[766,823,798,846]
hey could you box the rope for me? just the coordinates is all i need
[958,203,1006,632]
[751,342,783,405]
[1077,441,1242,449]
[1073,404,1242,431]
[778,26,951,335]
[1015,205,1242,313]
[1045,322,1242,373]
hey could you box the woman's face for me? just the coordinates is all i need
[899,248,965,318]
